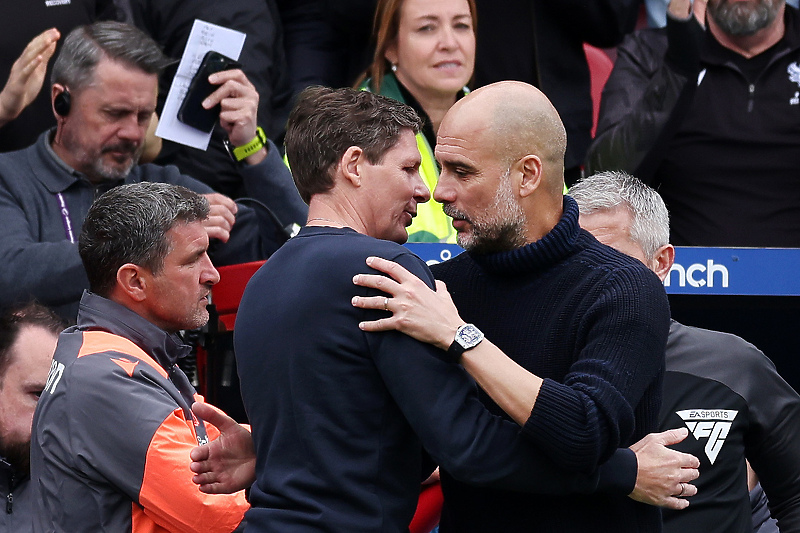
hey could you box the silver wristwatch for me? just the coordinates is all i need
[446,323,484,362]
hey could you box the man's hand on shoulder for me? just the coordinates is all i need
[628,428,700,510]
[352,256,463,350]
[190,402,256,494]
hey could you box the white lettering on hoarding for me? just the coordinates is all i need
[664,260,729,288]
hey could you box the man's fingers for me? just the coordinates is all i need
[189,445,210,463]
[191,400,214,420]
[352,272,400,295]
[351,294,393,312]
[193,475,225,494]
[204,226,231,243]
[191,470,212,482]
[203,192,237,213]
[18,54,45,78]
[662,496,691,511]
[203,218,232,242]
[21,28,59,60]
[654,427,689,446]
[683,463,700,480]
[681,482,698,497]
[662,427,689,443]
[192,401,237,433]
[202,73,251,108]
[40,38,59,62]
[674,451,701,471]
[207,208,236,229]
[208,69,251,87]
[365,256,416,282]
[201,193,237,235]
[358,317,395,332]
[661,482,697,510]
[198,483,223,495]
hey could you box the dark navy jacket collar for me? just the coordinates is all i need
[76,291,191,371]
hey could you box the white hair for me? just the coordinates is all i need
[569,170,669,261]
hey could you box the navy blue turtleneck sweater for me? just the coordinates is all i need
[431,196,670,533]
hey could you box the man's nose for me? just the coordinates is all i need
[117,116,144,142]
[433,175,455,204]
[414,173,431,203]
[202,255,220,286]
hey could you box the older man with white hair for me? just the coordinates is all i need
[571,171,800,533]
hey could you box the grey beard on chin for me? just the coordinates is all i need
[92,149,142,182]
[444,170,528,254]
[709,0,782,36]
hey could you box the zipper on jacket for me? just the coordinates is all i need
[5,471,12,514]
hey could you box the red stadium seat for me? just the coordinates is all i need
[198,260,265,407]
[409,481,444,533]
[211,260,266,331]
[583,43,614,138]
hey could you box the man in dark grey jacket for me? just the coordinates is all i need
[0,21,305,321]
[571,170,800,533]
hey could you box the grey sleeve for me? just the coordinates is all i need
[741,349,800,532]
[0,176,87,311]
[751,482,779,533]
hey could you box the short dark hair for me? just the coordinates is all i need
[0,302,66,381]
[285,86,423,203]
[51,21,172,92]
[79,182,210,297]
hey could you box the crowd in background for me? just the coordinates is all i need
[1,0,800,532]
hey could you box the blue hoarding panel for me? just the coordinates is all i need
[404,244,800,296]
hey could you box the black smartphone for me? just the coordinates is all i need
[178,50,242,133]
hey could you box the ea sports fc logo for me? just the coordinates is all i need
[676,409,738,465]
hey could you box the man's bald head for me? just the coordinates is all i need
[446,81,567,195]
[434,81,568,250]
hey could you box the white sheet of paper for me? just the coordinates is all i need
[155,19,246,150]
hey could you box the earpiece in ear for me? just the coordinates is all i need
[54,89,71,117]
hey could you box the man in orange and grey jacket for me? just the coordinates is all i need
[31,182,249,532]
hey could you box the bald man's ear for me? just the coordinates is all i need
[517,154,543,198]
[340,146,364,187]
[114,263,149,303]
[653,244,675,282]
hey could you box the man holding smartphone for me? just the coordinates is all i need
[0,21,304,322]
[179,51,243,133]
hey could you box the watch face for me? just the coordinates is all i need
[457,324,484,349]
